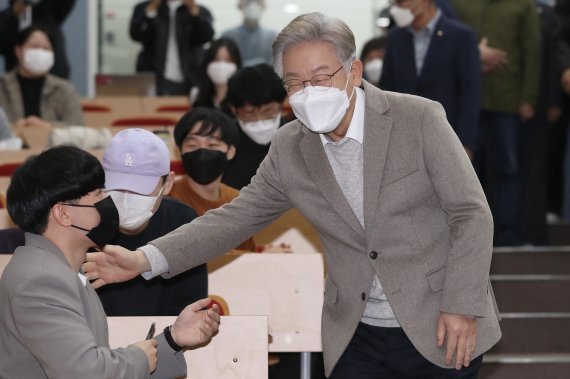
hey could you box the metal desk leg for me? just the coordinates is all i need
[301,352,311,379]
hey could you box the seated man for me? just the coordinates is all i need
[223,63,289,190]
[170,107,256,251]
[0,145,220,378]
[98,128,207,316]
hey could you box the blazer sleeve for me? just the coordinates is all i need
[151,136,292,279]
[152,333,187,379]
[421,100,494,318]
[12,273,150,378]
[455,27,481,150]
[51,80,85,127]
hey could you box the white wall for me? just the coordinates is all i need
[101,0,390,74]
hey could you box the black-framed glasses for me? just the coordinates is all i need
[282,65,344,95]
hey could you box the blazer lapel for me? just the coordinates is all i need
[300,126,365,238]
[362,82,393,237]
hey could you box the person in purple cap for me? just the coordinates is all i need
[96,128,208,317]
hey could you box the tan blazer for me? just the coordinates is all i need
[150,81,502,376]
[0,70,84,127]
[0,233,186,378]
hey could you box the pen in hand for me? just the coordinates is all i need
[146,322,156,340]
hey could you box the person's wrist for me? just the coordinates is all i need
[135,249,151,273]
[164,325,184,351]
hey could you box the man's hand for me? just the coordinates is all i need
[11,0,27,16]
[171,298,221,348]
[146,0,162,13]
[479,38,507,73]
[562,68,570,94]
[547,106,562,124]
[131,339,158,373]
[24,116,52,130]
[83,246,151,289]
[518,103,535,122]
[184,0,200,16]
[437,312,477,370]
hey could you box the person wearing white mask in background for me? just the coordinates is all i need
[223,63,289,190]
[222,0,277,66]
[191,38,241,111]
[98,128,208,317]
[0,25,83,135]
[359,36,386,88]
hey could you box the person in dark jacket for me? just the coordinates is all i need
[223,63,288,190]
[381,0,480,157]
[0,0,76,79]
[130,0,214,95]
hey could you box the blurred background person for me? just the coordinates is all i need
[556,0,570,220]
[381,0,480,158]
[222,0,276,66]
[130,0,214,95]
[0,0,76,79]
[0,26,83,134]
[170,107,256,251]
[223,63,288,190]
[452,0,542,246]
[359,36,386,88]
[519,0,562,244]
[98,128,207,316]
[191,38,241,110]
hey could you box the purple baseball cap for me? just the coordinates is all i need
[103,128,170,195]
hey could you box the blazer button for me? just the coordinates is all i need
[369,251,378,259]
[361,292,366,301]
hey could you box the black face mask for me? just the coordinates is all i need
[68,196,120,247]
[182,149,228,185]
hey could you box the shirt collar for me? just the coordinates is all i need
[319,87,365,147]
[407,7,442,37]
[77,272,88,287]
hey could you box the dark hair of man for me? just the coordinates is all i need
[174,106,240,149]
[15,24,56,49]
[7,146,105,235]
[225,64,287,109]
[359,36,387,61]
[194,38,242,109]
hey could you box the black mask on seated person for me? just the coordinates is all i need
[68,196,119,247]
[182,149,228,185]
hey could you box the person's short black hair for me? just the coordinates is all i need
[7,146,105,235]
[359,36,387,61]
[15,24,55,49]
[225,64,287,109]
[174,107,240,149]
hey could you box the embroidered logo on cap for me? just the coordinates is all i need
[123,153,134,167]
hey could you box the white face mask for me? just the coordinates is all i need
[207,61,237,85]
[288,67,355,134]
[364,59,383,83]
[389,5,415,27]
[243,1,263,22]
[238,112,281,145]
[108,187,162,231]
[23,48,54,75]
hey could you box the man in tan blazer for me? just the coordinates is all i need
[0,145,220,378]
[86,12,501,378]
